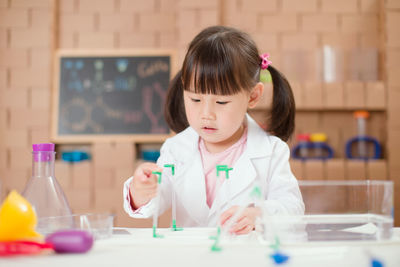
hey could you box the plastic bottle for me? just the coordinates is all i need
[297,133,311,159]
[354,111,369,158]
[309,133,334,160]
[22,143,72,234]
[345,111,381,160]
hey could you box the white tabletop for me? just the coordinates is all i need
[1,227,400,267]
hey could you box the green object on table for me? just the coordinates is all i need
[270,236,281,250]
[164,164,184,232]
[152,225,164,238]
[209,225,221,241]
[210,226,222,252]
[211,165,233,251]
[172,219,183,231]
[151,171,164,238]
[211,242,222,252]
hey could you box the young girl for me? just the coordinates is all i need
[123,26,304,235]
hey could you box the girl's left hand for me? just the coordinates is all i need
[220,206,261,235]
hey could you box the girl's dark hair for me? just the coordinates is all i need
[164,26,295,141]
[164,70,188,133]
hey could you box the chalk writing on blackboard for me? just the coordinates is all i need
[53,52,174,142]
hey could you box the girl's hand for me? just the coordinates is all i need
[129,162,163,209]
[220,205,261,235]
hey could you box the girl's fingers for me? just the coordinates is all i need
[142,163,163,175]
[226,212,247,228]
[139,171,160,184]
[135,184,158,196]
[234,224,253,235]
[228,207,260,233]
[138,173,152,183]
[140,171,158,183]
[230,216,252,233]
[134,173,155,185]
[135,163,163,182]
[229,216,247,232]
[220,206,238,226]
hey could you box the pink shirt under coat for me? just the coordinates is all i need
[199,127,248,208]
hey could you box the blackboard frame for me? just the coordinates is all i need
[51,50,176,143]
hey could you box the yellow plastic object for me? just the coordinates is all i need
[0,190,41,241]
[310,133,327,143]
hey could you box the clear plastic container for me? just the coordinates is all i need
[38,213,114,239]
[348,48,378,81]
[318,45,344,83]
[263,180,393,243]
[22,143,73,234]
[297,134,310,159]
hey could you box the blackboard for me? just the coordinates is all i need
[52,50,175,142]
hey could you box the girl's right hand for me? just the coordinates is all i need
[129,162,163,209]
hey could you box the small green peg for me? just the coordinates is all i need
[270,236,281,250]
[250,185,262,199]
[216,165,228,177]
[152,225,164,238]
[216,165,233,179]
[152,171,162,184]
[164,164,175,175]
[210,226,222,252]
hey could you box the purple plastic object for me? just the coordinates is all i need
[32,143,55,162]
[45,230,94,254]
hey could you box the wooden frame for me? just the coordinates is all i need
[51,50,176,143]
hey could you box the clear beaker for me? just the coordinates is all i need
[38,213,114,240]
[22,143,73,235]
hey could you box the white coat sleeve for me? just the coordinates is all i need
[122,141,174,219]
[264,141,305,216]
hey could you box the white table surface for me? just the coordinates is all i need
[1,227,400,267]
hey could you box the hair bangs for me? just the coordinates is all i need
[182,42,244,96]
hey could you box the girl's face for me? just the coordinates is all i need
[183,83,263,153]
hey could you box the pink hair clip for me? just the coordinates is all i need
[260,53,272,70]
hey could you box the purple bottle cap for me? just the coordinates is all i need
[32,143,55,152]
[33,143,55,162]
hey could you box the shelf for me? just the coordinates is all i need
[256,81,386,111]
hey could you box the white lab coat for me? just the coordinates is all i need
[123,114,304,227]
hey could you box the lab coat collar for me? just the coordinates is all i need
[244,113,272,158]
[171,113,272,163]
